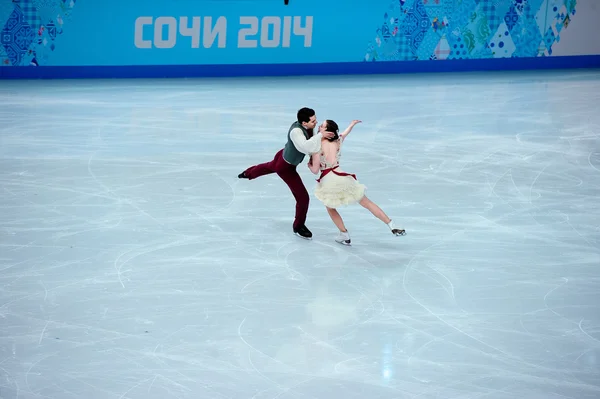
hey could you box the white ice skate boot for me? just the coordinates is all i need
[335,230,351,246]
[387,220,406,236]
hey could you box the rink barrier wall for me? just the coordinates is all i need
[1,0,600,79]
[2,56,599,79]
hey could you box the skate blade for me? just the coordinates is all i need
[294,232,312,240]
[336,239,351,246]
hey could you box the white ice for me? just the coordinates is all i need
[0,70,599,399]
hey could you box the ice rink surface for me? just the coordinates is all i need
[1,69,599,398]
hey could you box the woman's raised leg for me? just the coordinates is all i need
[359,196,406,235]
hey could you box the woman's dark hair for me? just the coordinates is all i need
[324,120,339,142]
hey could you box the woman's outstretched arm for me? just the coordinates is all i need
[340,120,362,140]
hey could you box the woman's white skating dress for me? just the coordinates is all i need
[314,138,366,208]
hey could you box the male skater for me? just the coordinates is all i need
[238,107,334,239]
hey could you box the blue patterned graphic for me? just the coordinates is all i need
[1,0,76,66]
[365,0,578,61]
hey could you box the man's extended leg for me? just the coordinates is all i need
[239,149,282,180]
[277,167,311,238]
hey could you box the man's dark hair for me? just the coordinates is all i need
[297,107,315,124]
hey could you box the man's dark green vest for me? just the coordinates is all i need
[283,121,311,165]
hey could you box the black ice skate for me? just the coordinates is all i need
[294,225,312,239]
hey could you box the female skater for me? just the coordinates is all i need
[308,119,406,245]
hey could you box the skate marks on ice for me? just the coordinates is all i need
[336,74,600,397]
[1,72,600,398]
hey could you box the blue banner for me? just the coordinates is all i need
[1,0,598,71]
[1,0,390,66]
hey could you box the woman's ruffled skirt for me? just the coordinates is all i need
[314,170,366,208]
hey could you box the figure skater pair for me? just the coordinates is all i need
[239,107,405,245]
